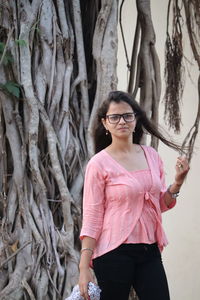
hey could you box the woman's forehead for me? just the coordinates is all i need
[107,101,134,113]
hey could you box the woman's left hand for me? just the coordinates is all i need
[175,155,190,185]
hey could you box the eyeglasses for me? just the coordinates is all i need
[106,113,136,124]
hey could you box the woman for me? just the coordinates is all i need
[79,91,189,300]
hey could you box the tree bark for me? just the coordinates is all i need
[0,0,117,298]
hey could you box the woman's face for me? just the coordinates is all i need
[102,101,136,139]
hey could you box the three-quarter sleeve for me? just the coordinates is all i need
[158,155,176,212]
[80,161,106,241]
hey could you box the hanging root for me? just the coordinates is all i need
[164,0,184,133]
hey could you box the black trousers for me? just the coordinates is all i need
[93,243,170,300]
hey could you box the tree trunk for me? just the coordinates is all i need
[0,0,118,298]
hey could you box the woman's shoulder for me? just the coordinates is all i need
[141,144,161,160]
[87,150,107,168]
[141,144,158,154]
[85,150,110,177]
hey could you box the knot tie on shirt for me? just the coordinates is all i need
[144,191,150,201]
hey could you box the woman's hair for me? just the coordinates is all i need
[94,90,181,153]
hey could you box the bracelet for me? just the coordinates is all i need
[81,247,94,255]
[167,184,180,199]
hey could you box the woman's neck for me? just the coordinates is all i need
[107,138,135,154]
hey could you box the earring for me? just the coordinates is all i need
[106,130,109,135]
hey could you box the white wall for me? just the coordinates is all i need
[117,1,200,299]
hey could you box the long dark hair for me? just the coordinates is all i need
[94,90,182,153]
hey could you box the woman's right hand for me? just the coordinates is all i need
[79,267,95,300]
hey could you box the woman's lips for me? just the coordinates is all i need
[117,127,129,130]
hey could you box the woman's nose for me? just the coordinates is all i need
[118,116,126,124]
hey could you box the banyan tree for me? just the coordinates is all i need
[0,0,199,299]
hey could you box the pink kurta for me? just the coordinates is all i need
[124,169,157,244]
[80,145,176,260]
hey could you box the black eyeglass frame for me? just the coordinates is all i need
[106,113,136,124]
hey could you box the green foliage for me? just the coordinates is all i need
[2,54,13,65]
[0,81,20,98]
[0,42,4,53]
[0,42,21,99]
[0,42,13,65]
[15,39,27,47]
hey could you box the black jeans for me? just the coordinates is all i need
[93,243,170,300]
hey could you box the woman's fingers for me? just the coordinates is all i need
[175,156,190,185]
[176,156,190,172]
[80,283,89,300]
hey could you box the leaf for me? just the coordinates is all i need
[0,42,13,65]
[3,81,20,98]
[2,54,13,65]
[15,39,27,47]
[0,42,5,53]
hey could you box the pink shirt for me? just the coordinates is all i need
[80,145,176,259]
[124,169,156,244]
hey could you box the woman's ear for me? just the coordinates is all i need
[101,118,107,130]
